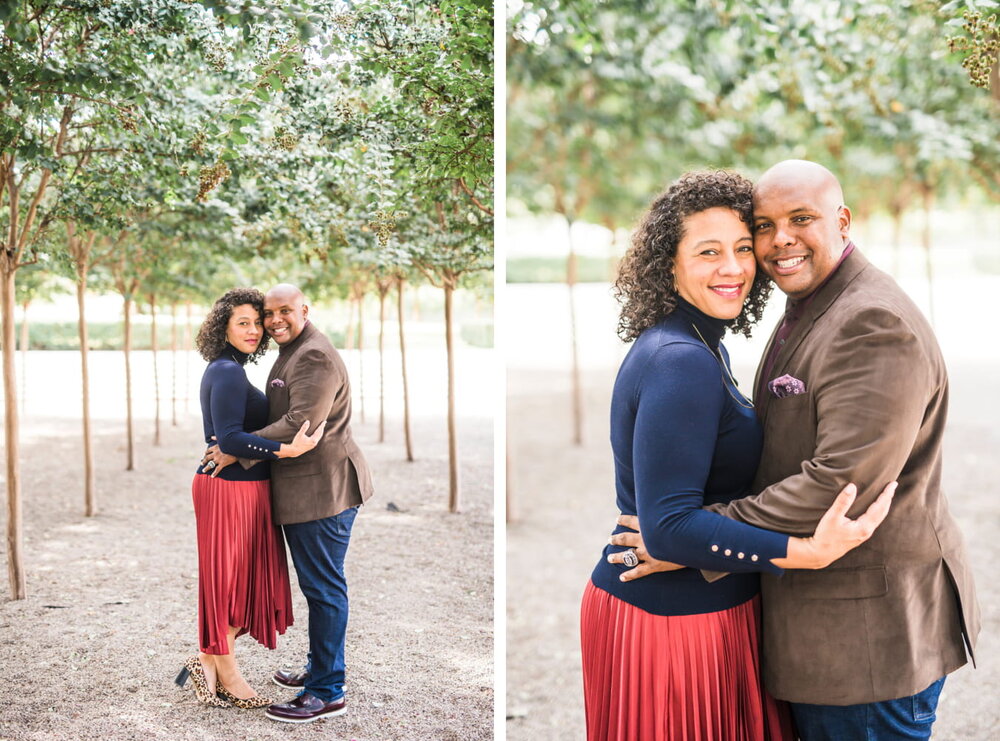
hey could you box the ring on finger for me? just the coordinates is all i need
[621,549,639,568]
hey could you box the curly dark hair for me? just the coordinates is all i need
[195,287,270,363]
[614,170,772,342]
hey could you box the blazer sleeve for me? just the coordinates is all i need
[633,343,788,573]
[254,348,338,443]
[208,363,282,459]
[708,305,933,533]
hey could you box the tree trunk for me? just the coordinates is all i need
[2,266,25,599]
[444,278,460,512]
[357,292,366,424]
[77,276,96,516]
[397,276,413,462]
[150,294,160,446]
[123,296,135,470]
[890,205,904,279]
[18,300,28,415]
[921,184,935,326]
[566,218,583,446]
[184,301,192,414]
[344,296,356,351]
[171,302,178,426]
[377,281,389,443]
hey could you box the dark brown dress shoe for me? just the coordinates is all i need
[265,692,346,723]
[272,668,310,689]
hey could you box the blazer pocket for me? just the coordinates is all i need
[767,393,812,413]
[267,385,289,410]
[278,458,321,478]
[788,565,888,600]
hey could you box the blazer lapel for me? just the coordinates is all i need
[757,249,871,427]
[266,322,317,394]
[753,318,784,421]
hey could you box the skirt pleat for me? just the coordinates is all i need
[581,581,794,741]
[192,474,293,655]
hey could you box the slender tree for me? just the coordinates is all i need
[395,271,414,462]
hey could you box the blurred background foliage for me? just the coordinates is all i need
[508,0,999,250]
[0,0,495,577]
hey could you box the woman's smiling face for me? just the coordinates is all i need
[225,304,263,354]
[672,207,756,320]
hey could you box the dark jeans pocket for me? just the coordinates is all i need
[335,505,359,536]
[911,677,945,723]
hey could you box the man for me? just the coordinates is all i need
[611,161,979,739]
[206,283,374,723]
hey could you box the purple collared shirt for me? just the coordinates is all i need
[756,242,856,402]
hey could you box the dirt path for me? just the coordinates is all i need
[506,362,1000,741]
[0,401,492,740]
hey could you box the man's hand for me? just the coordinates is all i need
[607,514,685,582]
[201,440,237,478]
[778,481,896,569]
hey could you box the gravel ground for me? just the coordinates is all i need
[506,361,1000,741]
[0,365,493,740]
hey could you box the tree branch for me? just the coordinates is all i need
[60,147,127,156]
[15,104,72,261]
[23,87,134,113]
[456,177,493,215]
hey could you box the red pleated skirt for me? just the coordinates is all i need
[580,581,794,741]
[191,474,293,655]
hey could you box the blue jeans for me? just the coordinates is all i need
[791,677,946,741]
[283,505,359,703]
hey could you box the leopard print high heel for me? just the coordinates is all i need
[216,683,273,710]
[176,656,230,708]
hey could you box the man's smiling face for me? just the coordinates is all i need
[263,286,309,345]
[751,161,851,300]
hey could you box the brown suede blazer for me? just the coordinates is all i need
[709,248,979,705]
[254,321,374,525]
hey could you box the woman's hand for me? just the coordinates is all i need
[608,516,685,582]
[279,420,327,458]
[776,481,896,570]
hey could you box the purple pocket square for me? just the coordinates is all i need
[768,374,806,398]
[270,378,286,389]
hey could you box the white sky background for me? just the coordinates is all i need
[506,206,1000,374]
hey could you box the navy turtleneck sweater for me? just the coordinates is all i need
[196,343,281,481]
[590,297,790,616]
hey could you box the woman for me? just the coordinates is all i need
[580,171,894,740]
[176,287,324,709]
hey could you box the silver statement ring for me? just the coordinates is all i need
[622,549,639,568]
[205,460,217,470]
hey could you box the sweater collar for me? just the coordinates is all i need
[222,342,250,366]
[674,295,726,348]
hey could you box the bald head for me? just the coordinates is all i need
[751,159,853,300]
[266,283,306,305]
[263,283,309,345]
[755,159,845,210]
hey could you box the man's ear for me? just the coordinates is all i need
[838,205,852,238]
[302,303,310,319]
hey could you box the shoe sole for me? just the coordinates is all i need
[265,706,346,723]
[271,677,303,690]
